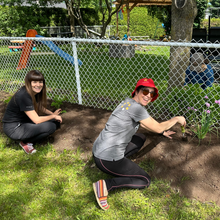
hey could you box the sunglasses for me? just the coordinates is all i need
[142,89,155,98]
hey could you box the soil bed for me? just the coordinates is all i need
[0,91,219,206]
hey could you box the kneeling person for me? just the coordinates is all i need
[92,78,186,210]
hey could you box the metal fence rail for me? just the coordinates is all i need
[41,25,111,38]
[0,37,220,127]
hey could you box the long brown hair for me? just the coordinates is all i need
[25,70,47,114]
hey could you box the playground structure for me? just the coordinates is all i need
[16,29,82,70]
[8,40,36,52]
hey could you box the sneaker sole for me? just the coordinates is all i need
[93,183,108,211]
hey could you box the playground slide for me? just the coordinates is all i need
[36,35,83,66]
[17,29,37,70]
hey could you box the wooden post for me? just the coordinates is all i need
[208,15,211,41]
[126,2,130,40]
[125,3,137,40]
[116,11,119,37]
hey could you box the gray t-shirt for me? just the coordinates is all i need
[93,97,150,161]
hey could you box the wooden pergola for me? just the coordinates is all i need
[113,0,172,38]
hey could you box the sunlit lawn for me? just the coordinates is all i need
[0,133,220,220]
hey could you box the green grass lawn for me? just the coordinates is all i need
[0,133,220,220]
[0,43,170,108]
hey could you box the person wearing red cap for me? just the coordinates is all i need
[92,78,186,210]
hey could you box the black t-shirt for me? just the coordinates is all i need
[2,86,35,123]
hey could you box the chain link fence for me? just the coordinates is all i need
[0,36,220,128]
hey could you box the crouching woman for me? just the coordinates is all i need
[2,70,62,154]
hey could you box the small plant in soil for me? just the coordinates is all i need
[51,96,67,113]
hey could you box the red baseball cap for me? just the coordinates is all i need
[131,78,159,102]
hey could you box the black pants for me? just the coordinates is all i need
[93,133,151,192]
[3,120,60,143]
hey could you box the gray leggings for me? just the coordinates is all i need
[3,120,60,143]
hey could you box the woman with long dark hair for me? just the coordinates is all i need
[2,70,62,154]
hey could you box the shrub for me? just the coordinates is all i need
[156,83,220,126]
[109,7,165,39]
[0,5,69,37]
[201,18,220,29]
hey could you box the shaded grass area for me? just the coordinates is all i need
[0,43,170,110]
[0,133,220,220]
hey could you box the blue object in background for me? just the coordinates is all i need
[119,10,123,20]
[36,35,83,66]
[122,34,128,40]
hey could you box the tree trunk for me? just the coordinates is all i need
[65,0,90,37]
[168,0,197,91]
[68,10,75,37]
[99,0,124,38]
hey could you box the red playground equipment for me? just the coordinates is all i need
[16,29,38,70]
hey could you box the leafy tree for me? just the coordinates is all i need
[194,0,208,28]
[147,6,171,35]
[63,0,125,38]
[33,0,124,38]
[210,0,220,18]
[0,0,124,38]
[148,0,208,34]
[0,5,68,36]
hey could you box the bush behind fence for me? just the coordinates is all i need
[0,37,220,128]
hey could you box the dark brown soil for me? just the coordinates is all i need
[1,91,220,206]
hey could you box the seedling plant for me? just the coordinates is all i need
[51,96,67,113]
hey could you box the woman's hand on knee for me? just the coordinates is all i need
[54,115,62,123]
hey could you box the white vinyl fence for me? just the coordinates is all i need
[0,37,220,127]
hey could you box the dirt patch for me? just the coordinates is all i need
[0,91,220,206]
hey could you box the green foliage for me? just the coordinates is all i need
[147,6,171,35]
[210,0,220,18]
[110,7,165,39]
[147,0,208,34]
[188,96,220,140]
[0,4,100,37]
[0,5,69,37]
[77,8,100,26]
[201,18,220,29]
[157,84,220,127]
[51,96,67,113]
[194,0,208,28]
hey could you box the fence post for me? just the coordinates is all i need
[72,41,82,104]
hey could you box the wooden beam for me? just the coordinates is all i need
[114,0,171,3]
[113,0,172,6]
[130,3,138,11]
